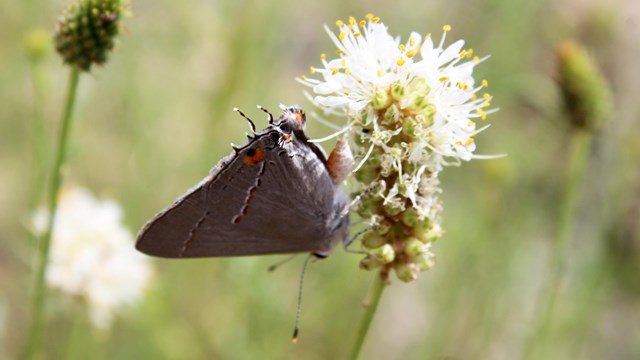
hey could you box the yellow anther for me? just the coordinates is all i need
[443,24,451,32]
[359,20,366,27]
[467,48,473,58]
[484,102,491,108]
[331,68,339,75]
[344,91,350,95]
[473,56,480,64]
[397,58,406,66]
[336,49,344,55]
[439,76,449,82]
[366,13,374,19]
[300,75,307,80]
[309,66,315,74]
[482,79,489,87]
[478,109,487,120]
[459,49,467,58]
[339,32,346,41]
[472,131,478,136]
[468,120,476,126]
[483,93,491,99]
[349,16,357,25]
[409,37,415,46]
[341,59,346,66]
[354,32,361,37]
[455,140,462,146]
[406,49,416,58]
[320,53,327,60]
[345,69,352,75]
[470,93,478,100]
[336,20,344,27]
[399,44,406,52]
[372,17,380,23]
[465,138,474,146]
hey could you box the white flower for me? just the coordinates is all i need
[299,14,498,281]
[32,187,153,329]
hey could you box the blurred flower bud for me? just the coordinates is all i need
[556,41,613,132]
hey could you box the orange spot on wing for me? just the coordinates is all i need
[243,148,264,165]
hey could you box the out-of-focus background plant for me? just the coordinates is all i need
[2,0,639,358]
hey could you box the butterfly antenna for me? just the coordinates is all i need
[267,254,298,272]
[256,105,274,124]
[233,107,256,133]
[292,254,313,343]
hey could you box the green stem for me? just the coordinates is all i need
[24,68,81,360]
[524,129,592,358]
[349,272,386,360]
[29,49,49,208]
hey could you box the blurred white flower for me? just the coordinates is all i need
[299,14,498,281]
[32,187,153,329]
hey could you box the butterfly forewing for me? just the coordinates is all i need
[136,127,346,258]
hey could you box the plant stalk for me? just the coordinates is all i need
[24,67,81,360]
[525,129,592,358]
[349,272,386,360]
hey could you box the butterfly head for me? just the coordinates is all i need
[277,106,307,133]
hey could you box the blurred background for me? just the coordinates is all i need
[2,0,640,358]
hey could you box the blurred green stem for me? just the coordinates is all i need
[349,272,386,360]
[25,68,81,360]
[525,129,592,358]
[29,49,49,207]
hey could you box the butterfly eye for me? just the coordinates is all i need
[243,147,264,165]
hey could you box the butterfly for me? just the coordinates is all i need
[136,106,353,259]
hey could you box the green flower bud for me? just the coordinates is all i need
[421,104,436,123]
[402,117,418,138]
[25,29,51,62]
[354,162,379,183]
[372,216,393,236]
[362,231,386,249]
[391,82,405,99]
[370,244,395,264]
[357,193,382,217]
[360,254,382,271]
[401,207,421,227]
[415,252,436,271]
[54,0,127,71]
[381,104,400,125]
[383,200,404,217]
[404,237,427,256]
[416,223,443,243]
[394,262,418,282]
[372,88,391,109]
[556,41,612,132]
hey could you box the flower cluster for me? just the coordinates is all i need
[299,15,495,281]
[33,187,153,329]
[54,0,127,71]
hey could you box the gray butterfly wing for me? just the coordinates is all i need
[136,130,349,258]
